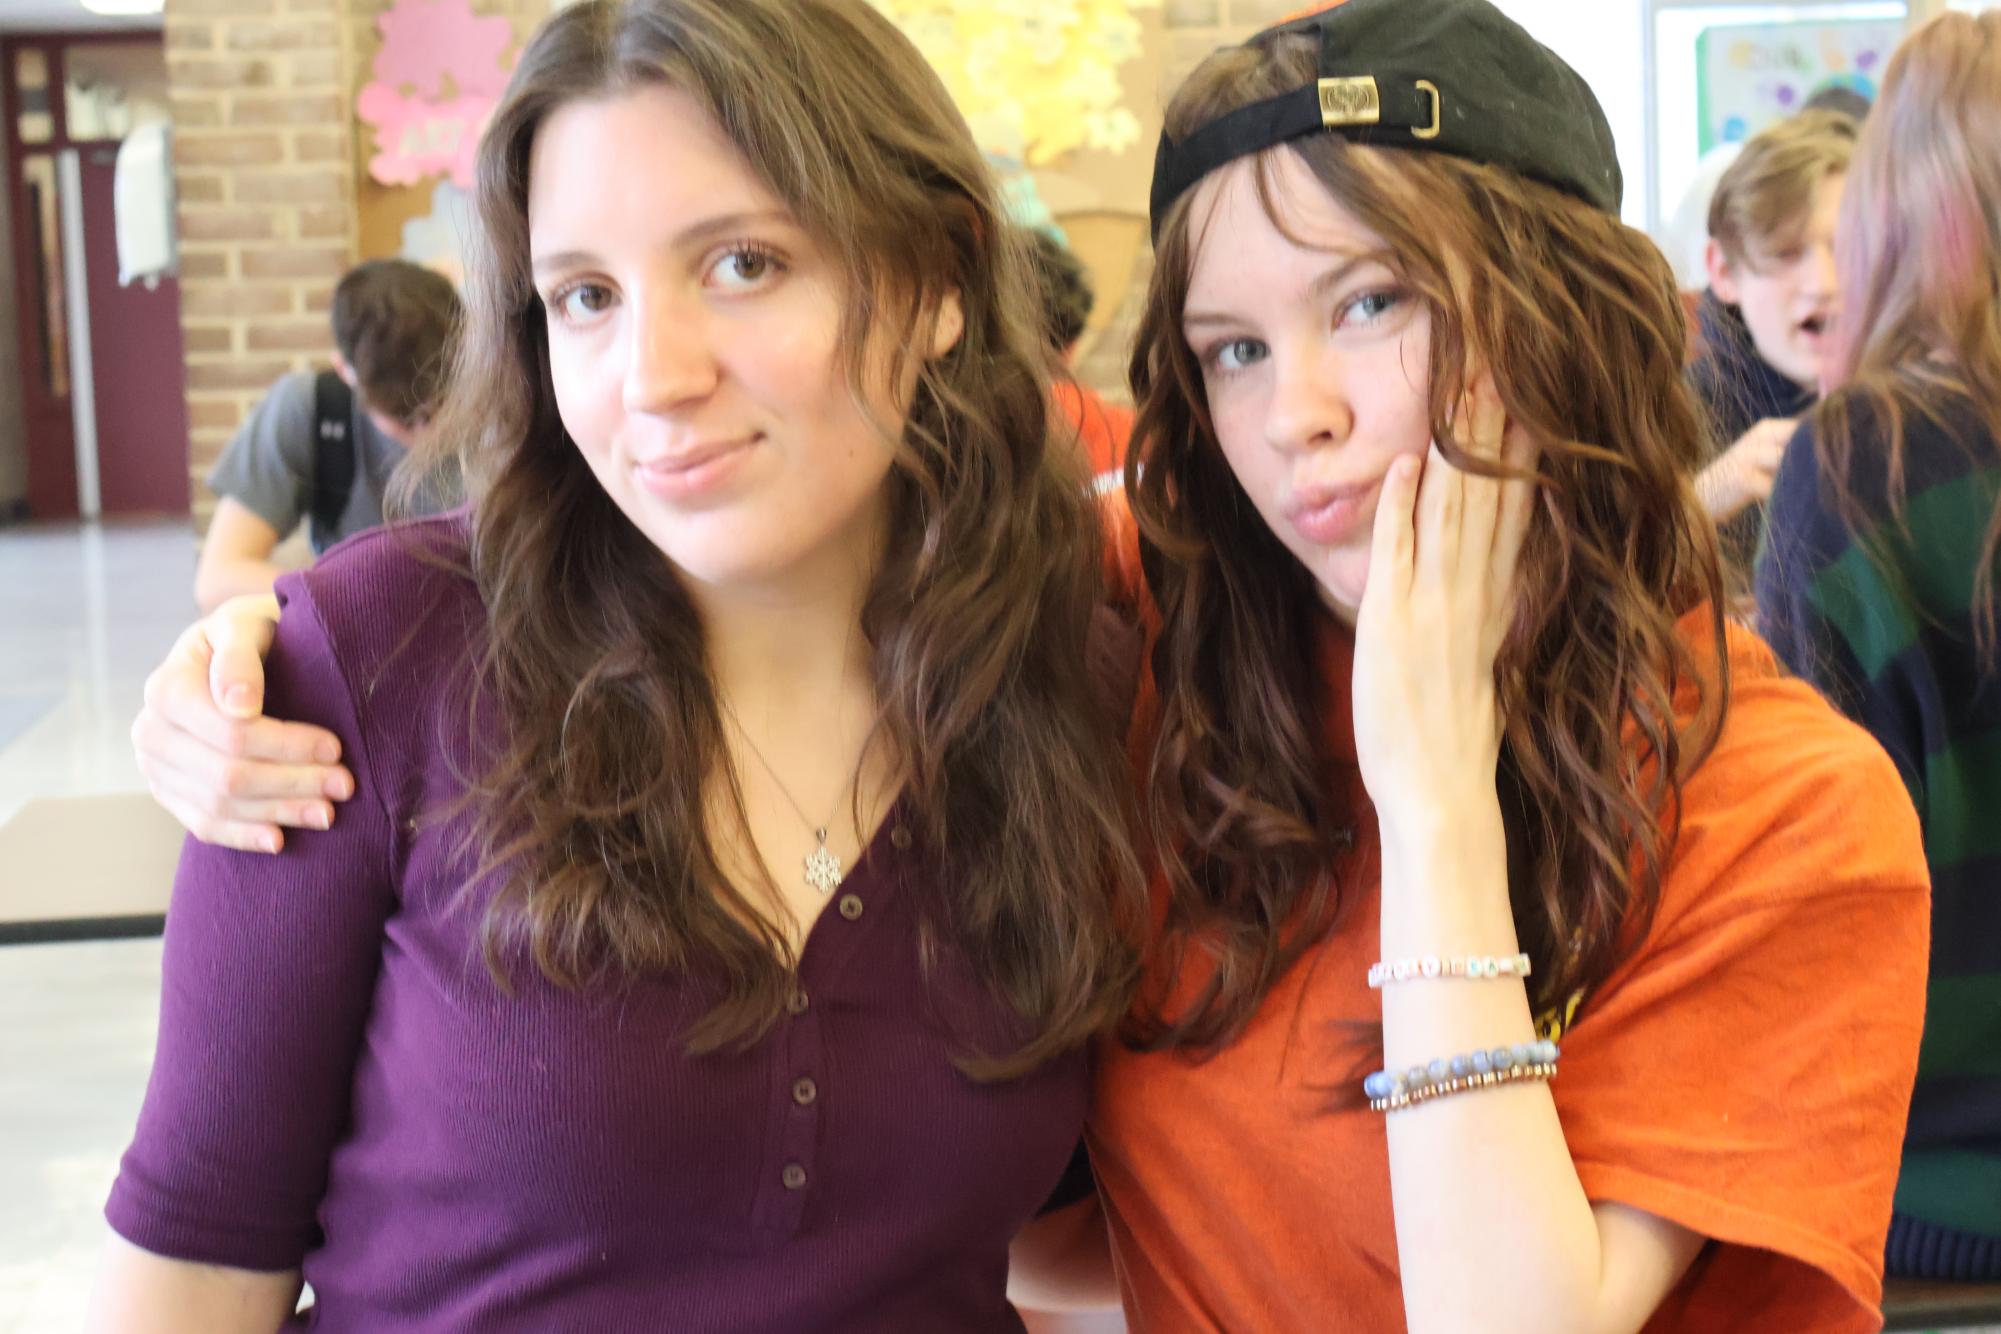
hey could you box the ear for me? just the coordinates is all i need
[1705,239,1741,306]
[330,349,359,388]
[929,288,965,360]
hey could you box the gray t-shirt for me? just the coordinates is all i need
[206,369,460,553]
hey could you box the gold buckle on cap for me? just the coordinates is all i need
[1413,79,1441,140]
[1317,76,1381,128]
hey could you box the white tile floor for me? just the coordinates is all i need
[0,516,196,1329]
[0,939,162,1334]
[0,519,198,829]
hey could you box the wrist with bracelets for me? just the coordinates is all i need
[1364,1040,1560,1112]
[1368,951,1530,988]
[1365,948,1555,1112]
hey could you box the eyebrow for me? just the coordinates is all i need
[530,208,796,277]
[1181,253,1375,330]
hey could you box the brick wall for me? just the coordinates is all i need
[163,0,357,528]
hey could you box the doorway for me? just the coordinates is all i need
[2,33,188,520]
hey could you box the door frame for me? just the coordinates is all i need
[1,30,168,520]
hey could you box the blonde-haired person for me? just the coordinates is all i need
[1758,10,2001,1283]
[1690,108,1856,585]
[89,0,1148,1328]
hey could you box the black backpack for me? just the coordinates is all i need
[309,368,356,553]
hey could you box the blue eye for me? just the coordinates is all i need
[1210,338,1269,373]
[1340,289,1404,327]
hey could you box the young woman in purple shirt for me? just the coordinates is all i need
[90,1,1146,1329]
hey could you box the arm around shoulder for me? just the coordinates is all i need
[104,574,399,1295]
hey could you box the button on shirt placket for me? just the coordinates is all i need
[754,828,896,1236]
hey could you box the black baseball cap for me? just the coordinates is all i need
[1148,0,1622,239]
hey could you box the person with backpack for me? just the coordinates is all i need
[192,259,463,612]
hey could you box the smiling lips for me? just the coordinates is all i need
[1287,475,1383,546]
[633,435,759,500]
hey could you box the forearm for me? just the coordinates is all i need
[87,1232,299,1334]
[1692,458,1747,523]
[195,558,285,615]
[1009,1196,1122,1314]
[1376,814,1674,1334]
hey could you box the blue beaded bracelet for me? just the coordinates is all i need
[1363,1039,1560,1111]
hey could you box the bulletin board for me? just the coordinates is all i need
[1694,17,1901,151]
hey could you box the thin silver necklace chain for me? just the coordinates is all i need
[718,697,870,895]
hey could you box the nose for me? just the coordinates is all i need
[1806,239,1839,300]
[622,290,720,416]
[1263,342,1353,456]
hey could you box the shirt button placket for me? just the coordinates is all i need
[769,969,825,1233]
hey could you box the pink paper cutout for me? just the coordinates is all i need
[356,0,516,189]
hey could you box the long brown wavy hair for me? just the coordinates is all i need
[1816,11,2001,665]
[1124,31,1730,1051]
[419,0,1144,1076]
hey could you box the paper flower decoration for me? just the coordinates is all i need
[869,0,1160,165]
[355,0,517,189]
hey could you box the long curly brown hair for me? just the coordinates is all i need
[418,0,1144,1077]
[1124,31,1730,1051]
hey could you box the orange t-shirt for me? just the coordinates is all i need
[1053,378,1133,483]
[1087,512,1929,1331]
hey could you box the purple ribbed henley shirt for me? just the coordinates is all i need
[105,517,1088,1331]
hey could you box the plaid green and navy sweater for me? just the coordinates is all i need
[1757,386,2001,1280]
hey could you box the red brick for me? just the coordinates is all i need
[223,19,337,51]
[246,320,333,353]
[232,170,347,205]
[174,132,284,168]
[227,93,343,128]
[299,281,336,314]
[175,172,225,204]
[178,283,295,319]
[286,52,341,87]
[167,54,279,90]
[296,204,351,239]
[177,207,276,242]
[186,393,241,425]
[163,21,216,51]
[184,357,299,392]
[168,95,223,128]
[168,0,278,15]
[239,244,350,280]
[293,130,347,164]
[176,250,230,280]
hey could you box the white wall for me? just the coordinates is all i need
[1492,1,1653,231]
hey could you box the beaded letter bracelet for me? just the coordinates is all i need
[1367,952,1531,988]
[1363,1040,1560,1113]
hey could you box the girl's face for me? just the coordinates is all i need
[526,85,961,601]
[1182,151,1434,625]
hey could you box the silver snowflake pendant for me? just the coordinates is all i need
[804,829,844,894]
